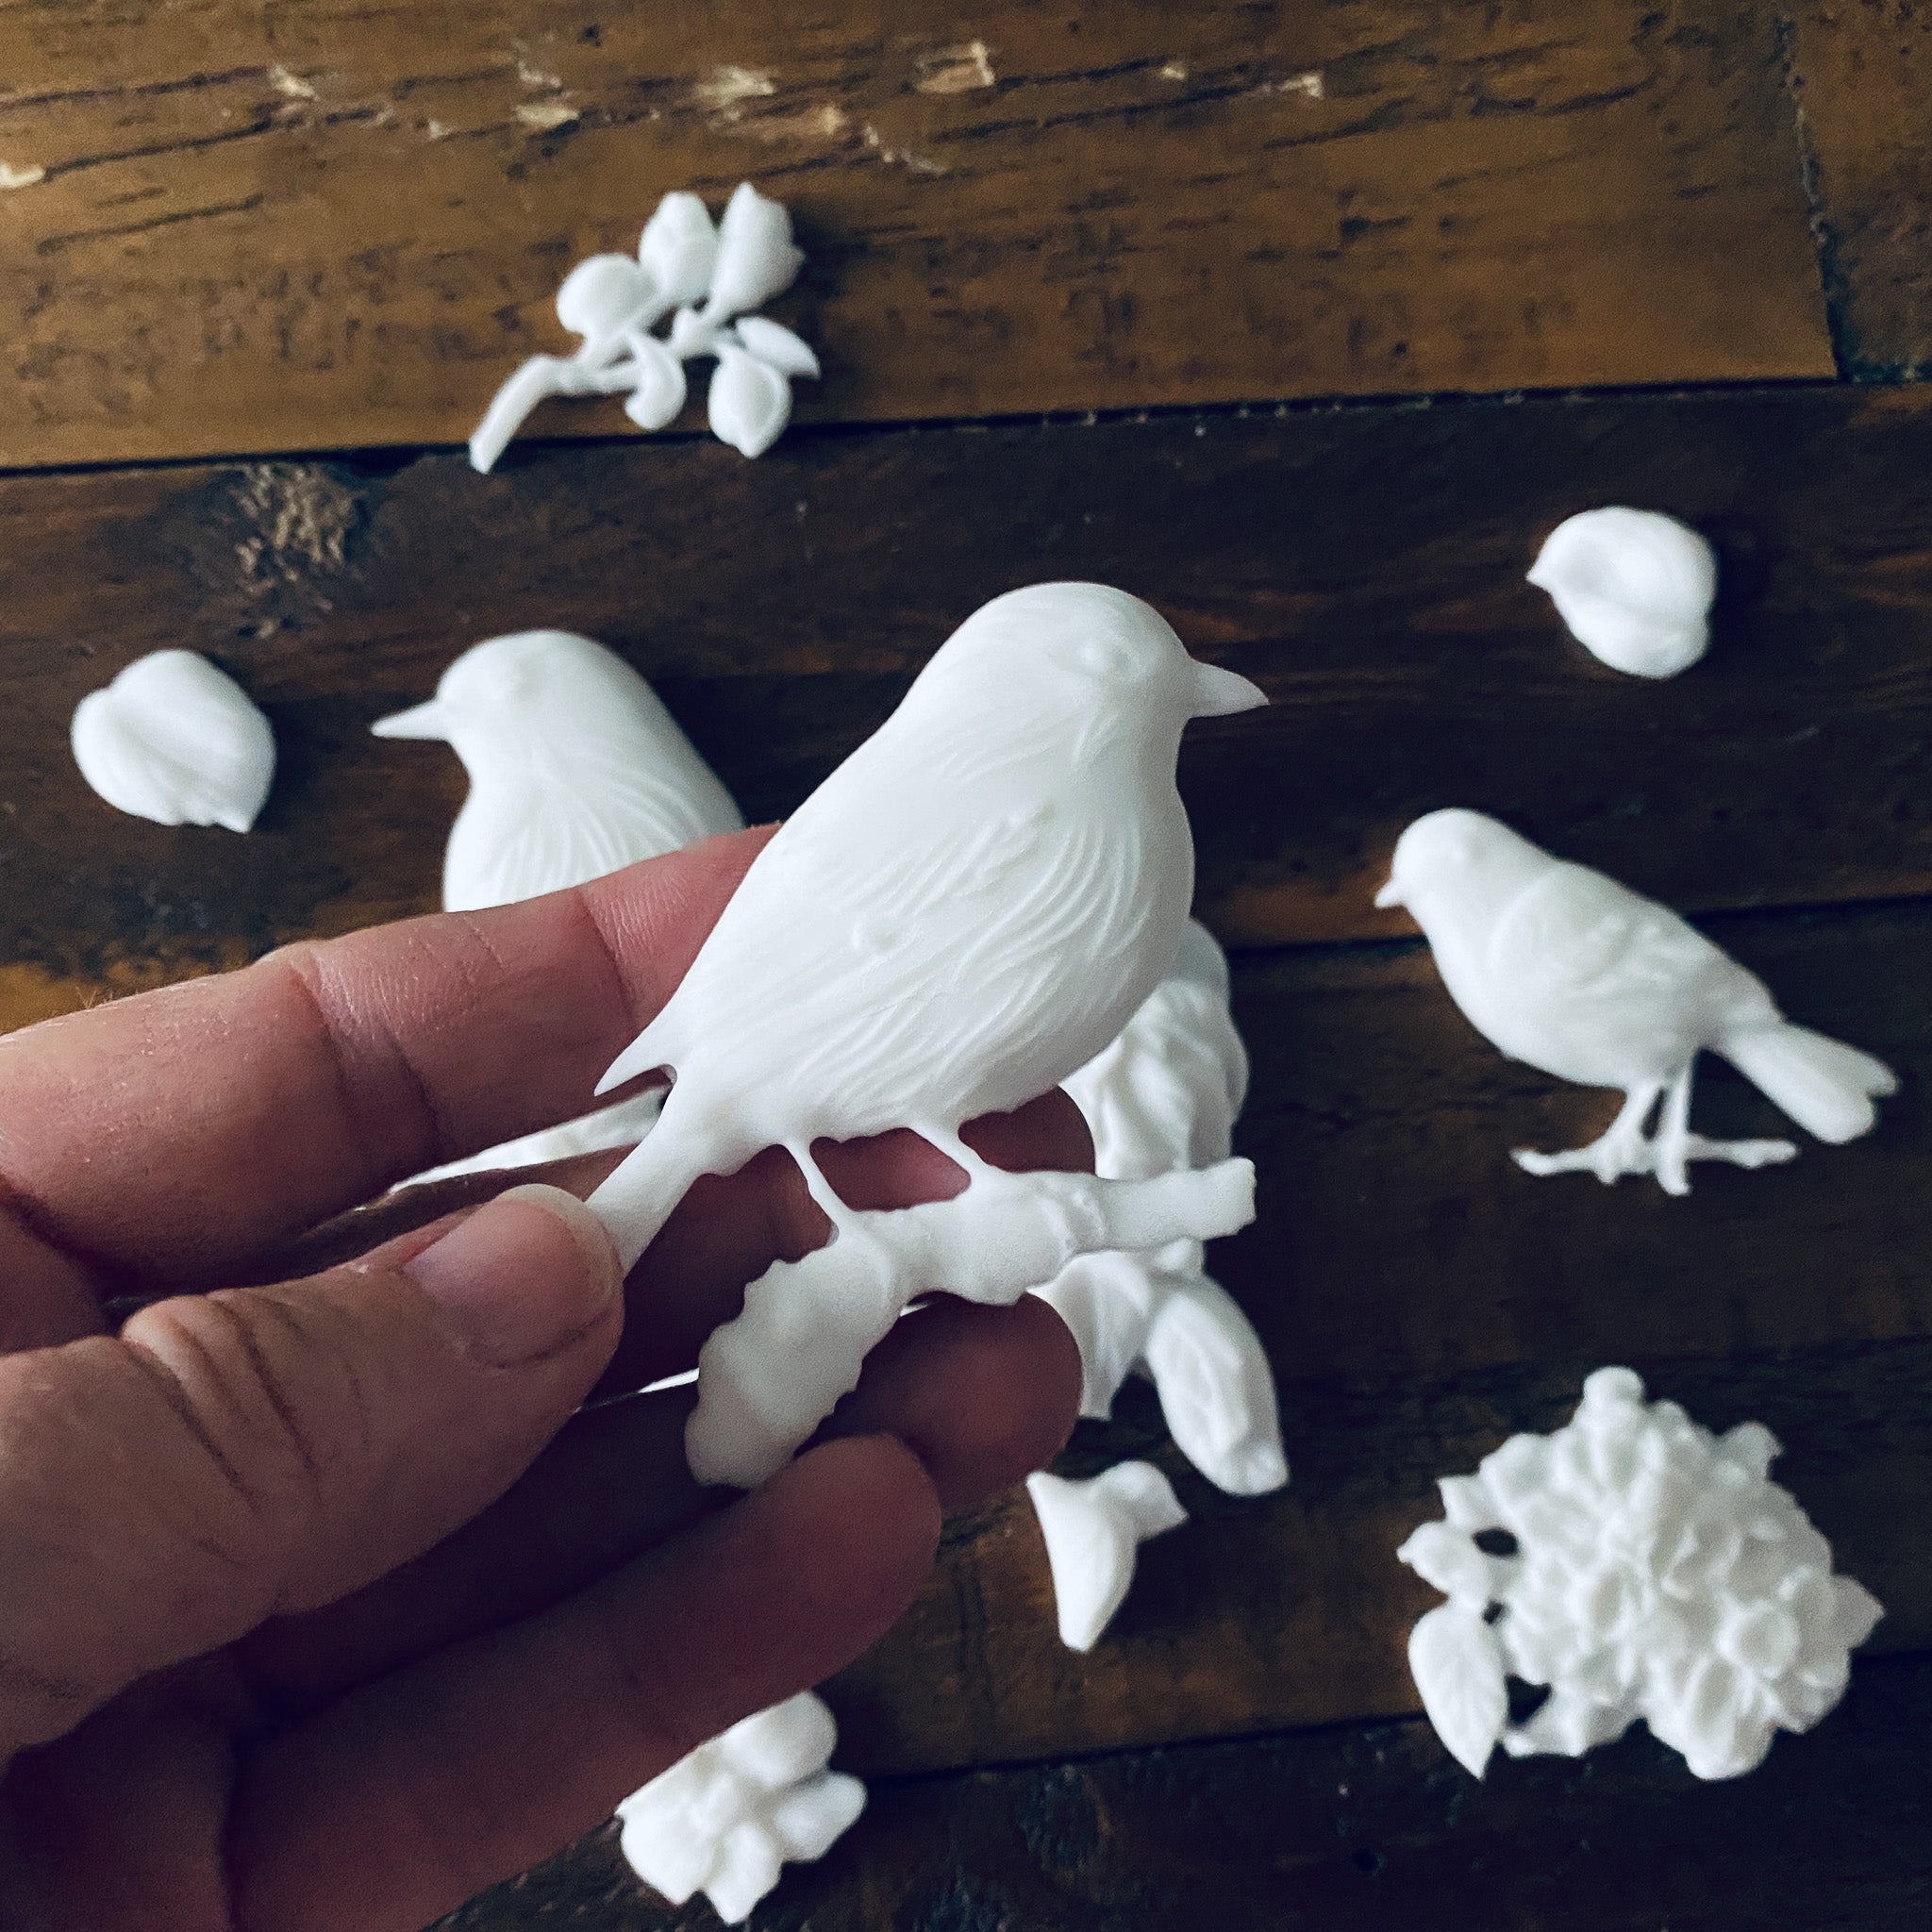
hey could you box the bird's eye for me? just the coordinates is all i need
[1074,638,1135,681]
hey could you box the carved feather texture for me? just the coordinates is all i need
[71,650,275,833]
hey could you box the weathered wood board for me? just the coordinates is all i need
[4,383,1932,1041]
[0,0,1832,466]
[1788,2,1932,379]
[445,1655,1932,1931]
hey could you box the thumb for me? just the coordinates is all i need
[0,1183,621,1756]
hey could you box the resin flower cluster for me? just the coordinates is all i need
[469,183,819,473]
[1399,1368,1882,1781]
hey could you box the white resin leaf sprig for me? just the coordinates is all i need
[71,650,275,833]
[470,183,817,472]
[615,1692,864,1925]
[1034,922,1288,1496]
[1398,1368,1883,1782]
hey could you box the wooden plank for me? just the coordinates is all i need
[444,1655,1932,1930]
[3,385,1932,1034]
[827,898,1932,1772]
[1785,3,1932,378]
[0,0,1832,467]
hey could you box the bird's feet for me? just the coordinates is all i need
[1512,1128,1797,1195]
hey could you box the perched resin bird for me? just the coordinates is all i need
[1377,809,1896,1194]
[589,583,1266,1269]
[372,629,741,913]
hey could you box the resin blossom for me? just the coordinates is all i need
[1378,809,1896,1192]
[1027,1462,1188,1652]
[470,182,817,472]
[1399,1368,1884,1781]
[615,1692,865,1924]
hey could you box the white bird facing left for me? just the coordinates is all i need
[372,628,742,913]
[374,629,744,1180]
[1377,809,1896,1194]
[588,583,1266,1270]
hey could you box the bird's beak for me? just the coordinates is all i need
[1374,877,1404,909]
[1189,660,1267,718]
[371,700,450,741]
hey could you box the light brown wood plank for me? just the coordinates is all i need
[2,384,1931,1030]
[1786,2,1932,379]
[0,0,1832,467]
[444,1656,1932,1931]
[824,901,1932,1773]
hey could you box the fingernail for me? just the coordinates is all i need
[406,1183,622,1366]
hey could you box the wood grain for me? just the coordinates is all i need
[2,384,1932,1033]
[1786,2,1932,378]
[0,0,1832,467]
[825,901,1932,1774]
[443,1654,1932,1930]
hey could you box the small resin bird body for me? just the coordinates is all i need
[1377,809,1896,1193]
[372,629,741,913]
[374,630,743,1181]
[589,583,1266,1268]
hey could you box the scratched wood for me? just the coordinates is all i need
[1786,1,1932,379]
[0,0,1832,467]
[445,1655,1932,1930]
[822,901,1932,1773]
[1,385,1931,1036]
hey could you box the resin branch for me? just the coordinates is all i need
[688,1158,1257,1488]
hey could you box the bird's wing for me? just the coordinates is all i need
[475,755,735,909]
[639,761,1155,1127]
[1488,863,1725,1009]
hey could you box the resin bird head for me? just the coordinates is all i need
[371,628,741,913]
[371,629,668,774]
[900,584,1265,742]
[1375,808,1553,928]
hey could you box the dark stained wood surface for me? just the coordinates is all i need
[1,5,1929,1928]
[441,1654,1932,1929]
[0,0,1835,466]
[1787,2,1932,379]
[5,383,1932,1040]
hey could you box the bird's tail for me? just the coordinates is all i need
[587,1089,732,1272]
[1719,1021,1898,1145]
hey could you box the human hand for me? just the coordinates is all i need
[0,828,1083,1930]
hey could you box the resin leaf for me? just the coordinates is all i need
[708,342,792,458]
[1408,1601,1507,1777]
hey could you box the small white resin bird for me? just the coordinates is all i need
[1376,809,1896,1193]
[588,583,1266,1269]
[372,629,742,912]
[375,630,743,1181]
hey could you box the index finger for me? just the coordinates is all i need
[0,829,770,1294]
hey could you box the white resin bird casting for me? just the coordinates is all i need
[1377,809,1896,1193]
[588,583,1267,1271]
[374,630,743,1182]
[372,629,742,913]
